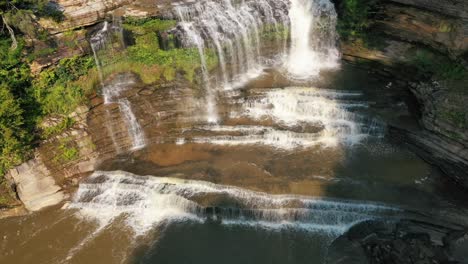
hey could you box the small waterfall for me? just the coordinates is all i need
[174,0,291,122]
[90,19,147,151]
[180,87,385,149]
[102,75,147,151]
[286,0,340,78]
[67,171,399,236]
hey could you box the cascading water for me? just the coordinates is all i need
[286,0,340,79]
[173,0,340,122]
[174,0,291,122]
[90,20,147,151]
[67,171,399,236]
[180,87,385,149]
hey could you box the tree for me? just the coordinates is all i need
[0,83,27,175]
[0,0,63,49]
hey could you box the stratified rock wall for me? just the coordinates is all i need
[3,105,99,213]
[377,3,468,56]
[389,0,468,19]
[339,0,468,189]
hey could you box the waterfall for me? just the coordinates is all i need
[102,75,147,151]
[286,0,340,78]
[174,0,291,122]
[67,171,399,236]
[180,87,385,149]
[90,20,147,151]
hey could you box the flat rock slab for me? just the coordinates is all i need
[6,158,65,211]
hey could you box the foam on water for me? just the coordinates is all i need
[66,171,399,237]
[180,87,384,149]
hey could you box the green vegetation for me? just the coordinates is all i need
[337,0,380,44]
[0,38,31,176]
[123,17,177,33]
[41,117,76,139]
[92,17,218,84]
[409,49,467,81]
[32,55,95,116]
[260,24,289,41]
[0,36,94,176]
[54,137,79,163]
[441,110,466,129]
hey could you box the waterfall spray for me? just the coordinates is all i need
[286,0,340,79]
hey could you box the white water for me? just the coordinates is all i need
[104,76,146,150]
[67,171,399,236]
[286,0,340,79]
[180,87,384,149]
[174,0,290,122]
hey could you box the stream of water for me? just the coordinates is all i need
[1,0,468,263]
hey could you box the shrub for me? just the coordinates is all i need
[337,0,379,42]
[32,55,95,116]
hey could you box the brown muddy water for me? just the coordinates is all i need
[1,64,468,264]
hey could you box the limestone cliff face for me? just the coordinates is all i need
[3,106,98,213]
[407,82,468,188]
[376,3,468,57]
[389,0,468,19]
[339,0,468,188]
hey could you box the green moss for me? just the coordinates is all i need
[91,17,219,85]
[440,109,466,129]
[438,21,453,33]
[260,25,289,41]
[0,195,7,206]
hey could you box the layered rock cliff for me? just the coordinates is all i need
[337,0,468,189]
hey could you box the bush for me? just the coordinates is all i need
[0,38,31,176]
[337,0,379,41]
[0,83,28,175]
[32,55,95,116]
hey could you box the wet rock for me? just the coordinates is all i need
[447,231,468,264]
[326,219,465,264]
[387,81,468,189]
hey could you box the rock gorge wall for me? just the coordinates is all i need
[337,0,468,189]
